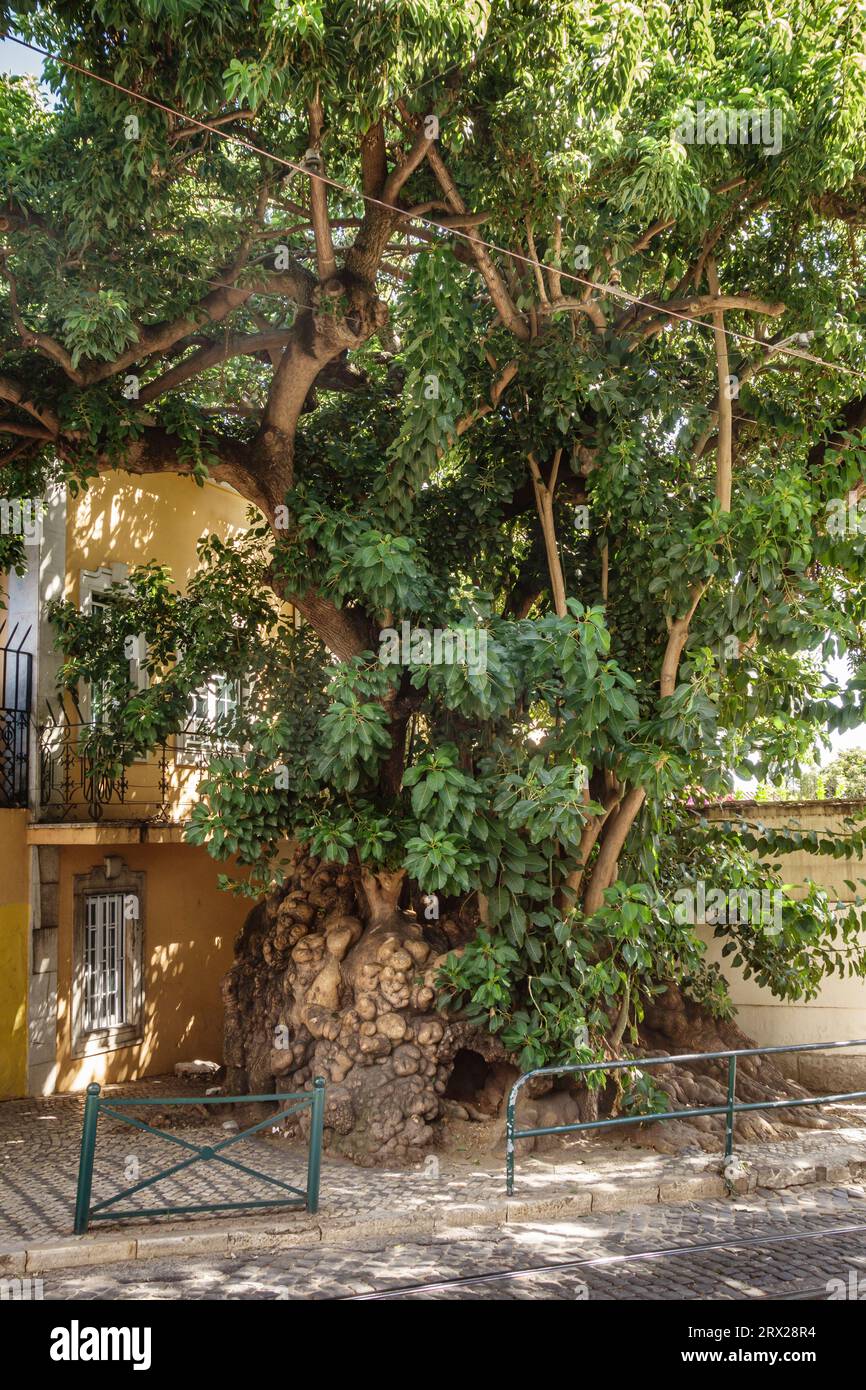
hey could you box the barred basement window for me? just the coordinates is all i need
[72,863,144,1057]
[83,892,127,1031]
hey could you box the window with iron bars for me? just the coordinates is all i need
[83,892,127,1031]
[73,864,144,1056]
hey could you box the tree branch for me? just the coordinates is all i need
[308,95,337,283]
[453,359,518,437]
[0,375,60,435]
[659,585,705,698]
[583,787,647,915]
[383,113,437,203]
[528,449,567,617]
[633,292,785,342]
[2,204,295,387]
[137,331,294,404]
[169,110,257,143]
[706,257,733,512]
[538,297,606,333]
[546,215,563,303]
[423,139,530,341]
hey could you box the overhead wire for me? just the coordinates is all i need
[5,34,865,383]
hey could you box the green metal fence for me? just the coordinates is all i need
[74,1078,326,1234]
[505,1038,866,1196]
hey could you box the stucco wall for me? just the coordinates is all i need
[0,810,29,1098]
[703,800,866,1088]
[1,473,269,1098]
[52,841,245,1092]
[66,471,252,598]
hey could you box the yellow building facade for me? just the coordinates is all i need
[0,472,259,1097]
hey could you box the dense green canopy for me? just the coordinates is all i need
[4,1,866,1070]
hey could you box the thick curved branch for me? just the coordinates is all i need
[137,331,294,404]
[282,586,371,663]
[93,427,273,514]
[538,297,606,334]
[633,292,785,342]
[0,375,60,435]
[0,418,54,440]
[383,115,437,203]
[88,426,372,663]
[3,201,302,388]
[583,787,646,915]
[423,138,529,341]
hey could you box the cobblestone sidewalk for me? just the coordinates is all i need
[3,1077,866,1261]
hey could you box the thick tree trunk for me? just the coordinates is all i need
[222,848,507,1165]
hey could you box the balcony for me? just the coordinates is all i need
[37,716,237,824]
[0,627,33,809]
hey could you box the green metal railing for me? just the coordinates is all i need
[505,1038,866,1196]
[74,1079,325,1234]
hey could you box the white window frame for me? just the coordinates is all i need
[83,892,127,1031]
[72,862,145,1057]
[176,673,242,763]
[79,566,147,725]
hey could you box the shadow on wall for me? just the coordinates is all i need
[53,843,249,1094]
[69,471,254,595]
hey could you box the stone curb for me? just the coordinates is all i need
[3,1148,864,1277]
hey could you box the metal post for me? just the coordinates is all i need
[505,1087,516,1196]
[306,1077,325,1214]
[74,1083,101,1234]
[724,1055,737,1160]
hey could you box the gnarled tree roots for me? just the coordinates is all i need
[222,851,506,1165]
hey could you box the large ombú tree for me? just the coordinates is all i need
[4,1,866,1163]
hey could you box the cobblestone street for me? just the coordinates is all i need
[31,1184,866,1300]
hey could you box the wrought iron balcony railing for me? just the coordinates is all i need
[0,625,33,809]
[37,716,240,823]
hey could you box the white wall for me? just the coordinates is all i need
[703,800,866,1088]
